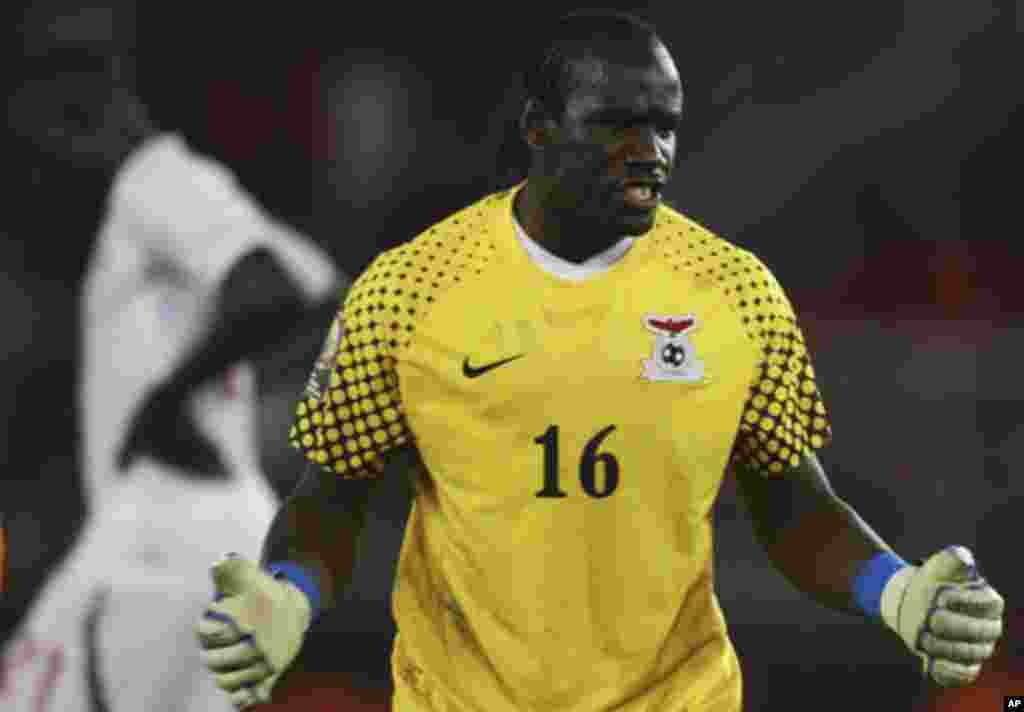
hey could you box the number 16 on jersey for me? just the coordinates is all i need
[534,425,620,499]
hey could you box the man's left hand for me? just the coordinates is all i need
[881,546,1005,686]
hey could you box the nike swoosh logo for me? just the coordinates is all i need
[462,354,525,378]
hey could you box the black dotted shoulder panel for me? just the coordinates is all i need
[650,208,832,476]
[288,192,506,477]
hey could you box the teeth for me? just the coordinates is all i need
[626,185,653,201]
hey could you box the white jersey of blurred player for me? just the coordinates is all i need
[0,133,337,712]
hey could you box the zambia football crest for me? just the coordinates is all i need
[641,313,705,383]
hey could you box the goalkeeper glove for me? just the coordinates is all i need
[195,555,315,709]
[880,545,1004,687]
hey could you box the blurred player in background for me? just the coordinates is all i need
[1,4,344,711]
[197,10,1006,712]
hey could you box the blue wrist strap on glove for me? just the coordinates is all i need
[852,551,909,619]
[265,561,323,623]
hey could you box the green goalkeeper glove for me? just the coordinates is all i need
[880,545,1004,686]
[195,555,314,709]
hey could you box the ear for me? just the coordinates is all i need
[519,98,556,149]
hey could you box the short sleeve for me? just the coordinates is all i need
[730,256,832,476]
[288,279,411,478]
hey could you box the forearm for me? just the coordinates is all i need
[755,494,891,617]
[259,465,374,612]
[161,249,340,398]
[736,456,894,619]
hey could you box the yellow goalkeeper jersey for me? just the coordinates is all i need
[291,185,831,712]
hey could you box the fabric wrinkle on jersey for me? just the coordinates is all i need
[291,184,831,711]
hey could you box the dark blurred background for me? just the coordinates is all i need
[2,1,1021,710]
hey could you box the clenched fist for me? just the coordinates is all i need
[195,556,312,709]
[881,546,1004,686]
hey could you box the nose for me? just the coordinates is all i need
[623,126,668,177]
[624,125,661,163]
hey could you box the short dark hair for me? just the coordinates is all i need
[489,11,663,191]
[523,10,662,121]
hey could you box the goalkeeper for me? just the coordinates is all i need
[195,11,1005,712]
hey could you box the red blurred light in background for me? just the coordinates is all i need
[261,671,391,712]
[205,49,329,164]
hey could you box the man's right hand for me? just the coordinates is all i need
[196,555,312,709]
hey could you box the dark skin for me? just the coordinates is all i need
[117,251,345,477]
[515,40,683,263]
[6,25,156,287]
[514,39,896,618]
[8,37,348,478]
[262,45,892,623]
[734,453,892,618]
[259,448,427,609]
[259,462,374,607]
[8,51,155,182]
[260,449,894,619]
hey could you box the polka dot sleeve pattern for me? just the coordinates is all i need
[288,263,411,479]
[644,212,832,476]
[286,190,505,478]
[727,251,832,476]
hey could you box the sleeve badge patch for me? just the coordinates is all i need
[305,316,344,400]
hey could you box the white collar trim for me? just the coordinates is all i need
[512,215,634,282]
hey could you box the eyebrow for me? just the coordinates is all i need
[586,106,683,125]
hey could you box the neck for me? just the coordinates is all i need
[514,179,620,265]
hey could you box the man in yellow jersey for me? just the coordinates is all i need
[195,11,1005,711]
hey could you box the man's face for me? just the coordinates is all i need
[10,4,135,170]
[6,48,150,182]
[542,42,683,238]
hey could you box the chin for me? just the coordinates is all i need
[614,211,657,236]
